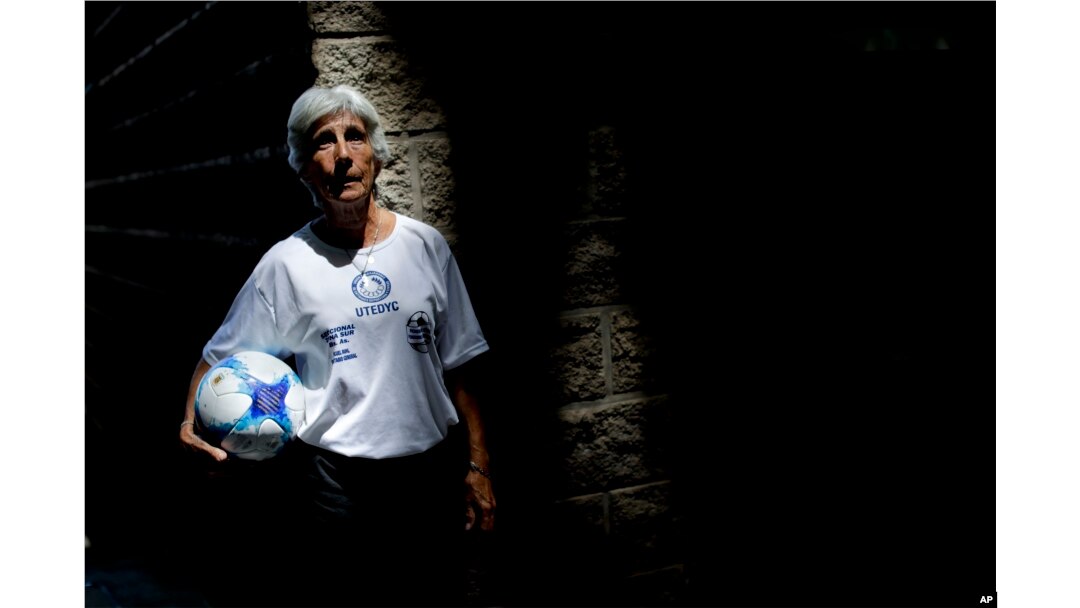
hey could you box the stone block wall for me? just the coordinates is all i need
[547,129,683,600]
[84,1,319,565]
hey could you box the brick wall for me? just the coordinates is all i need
[85,1,316,562]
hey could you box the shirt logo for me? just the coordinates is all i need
[352,271,391,303]
[406,311,433,353]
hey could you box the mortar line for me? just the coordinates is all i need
[601,310,613,397]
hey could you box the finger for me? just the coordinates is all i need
[197,437,228,462]
[464,504,476,531]
[182,430,228,462]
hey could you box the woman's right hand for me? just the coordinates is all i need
[180,359,229,462]
[179,422,229,461]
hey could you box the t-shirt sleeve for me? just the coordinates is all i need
[435,254,489,371]
[202,274,292,365]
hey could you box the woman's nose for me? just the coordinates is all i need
[333,138,349,162]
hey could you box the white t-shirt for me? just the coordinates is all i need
[203,213,489,458]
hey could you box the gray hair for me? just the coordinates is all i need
[286,85,391,205]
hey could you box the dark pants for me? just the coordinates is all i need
[297,430,466,607]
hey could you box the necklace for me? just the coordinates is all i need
[347,205,383,289]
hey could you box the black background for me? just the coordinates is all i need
[86,3,994,606]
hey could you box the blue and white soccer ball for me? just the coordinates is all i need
[195,351,305,461]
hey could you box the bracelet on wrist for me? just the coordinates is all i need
[468,460,491,479]
[180,420,195,429]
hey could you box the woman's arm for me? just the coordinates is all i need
[179,358,229,461]
[447,362,496,531]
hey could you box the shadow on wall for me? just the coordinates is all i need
[85,0,318,575]
[381,3,994,606]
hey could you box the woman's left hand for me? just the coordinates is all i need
[464,470,496,531]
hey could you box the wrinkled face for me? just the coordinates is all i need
[302,111,381,206]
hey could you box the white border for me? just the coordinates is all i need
[997,0,1080,605]
[0,2,85,606]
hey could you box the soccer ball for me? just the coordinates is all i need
[195,351,305,461]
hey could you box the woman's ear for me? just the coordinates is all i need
[374,159,383,177]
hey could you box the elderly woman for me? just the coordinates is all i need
[179,84,495,606]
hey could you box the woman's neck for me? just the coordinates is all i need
[315,199,381,249]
